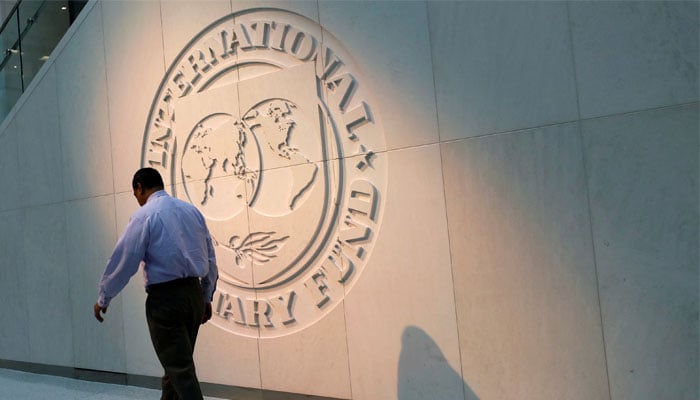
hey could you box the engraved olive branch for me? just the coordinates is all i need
[221,232,290,266]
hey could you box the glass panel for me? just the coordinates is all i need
[0,0,75,123]
[0,8,22,122]
[19,0,70,85]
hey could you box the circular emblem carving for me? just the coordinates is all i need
[142,9,386,338]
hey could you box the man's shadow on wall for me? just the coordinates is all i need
[398,326,479,400]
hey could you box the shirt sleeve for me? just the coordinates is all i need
[201,229,218,303]
[97,215,150,308]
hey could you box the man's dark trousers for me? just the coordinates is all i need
[146,277,205,400]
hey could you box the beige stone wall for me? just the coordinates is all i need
[0,1,696,399]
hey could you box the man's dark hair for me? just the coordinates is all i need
[132,167,165,190]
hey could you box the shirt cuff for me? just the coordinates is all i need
[97,294,111,308]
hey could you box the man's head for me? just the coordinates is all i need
[132,168,164,206]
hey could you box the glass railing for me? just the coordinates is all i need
[0,0,86,123]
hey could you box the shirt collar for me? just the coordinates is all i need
[146,189,168,204]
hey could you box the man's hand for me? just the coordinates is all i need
[202,302,212,325]
[94,303,107,323]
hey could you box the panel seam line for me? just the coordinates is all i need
[566,3,614,399]
[426,2,468,400]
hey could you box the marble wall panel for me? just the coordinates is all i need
[230,0,321,109]
[319,1,438,151]
[229,6,322,80]
[22,203,74,367]
[160,0,232,68]
[0,121,19,212]
[156,0,235,189]
[193,324,261,389]
[233,60,330,166]
[230,7,338,163]
[231,0,318,20]
[0,209,28,361]
[428,1,578,140]
[15,67,64,207]
[582,104,698,400]
[235,147,353,395]
[102,0,166,193]
[344,146,464,400]
[258,302,351,398]
[120,278,160,377]
[55,3,114,201]
[65,195,125,372]
[570,2,699,119]
[442,124,609,399]
[113,191,162,377]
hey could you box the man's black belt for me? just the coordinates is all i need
[146,277,200,293]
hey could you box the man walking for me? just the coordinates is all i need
[94,167,218,400]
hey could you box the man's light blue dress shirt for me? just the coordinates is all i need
[97,190,218,307]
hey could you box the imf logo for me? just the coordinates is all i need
[142,9,387,338]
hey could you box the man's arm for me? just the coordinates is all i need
[94,215,149,323]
